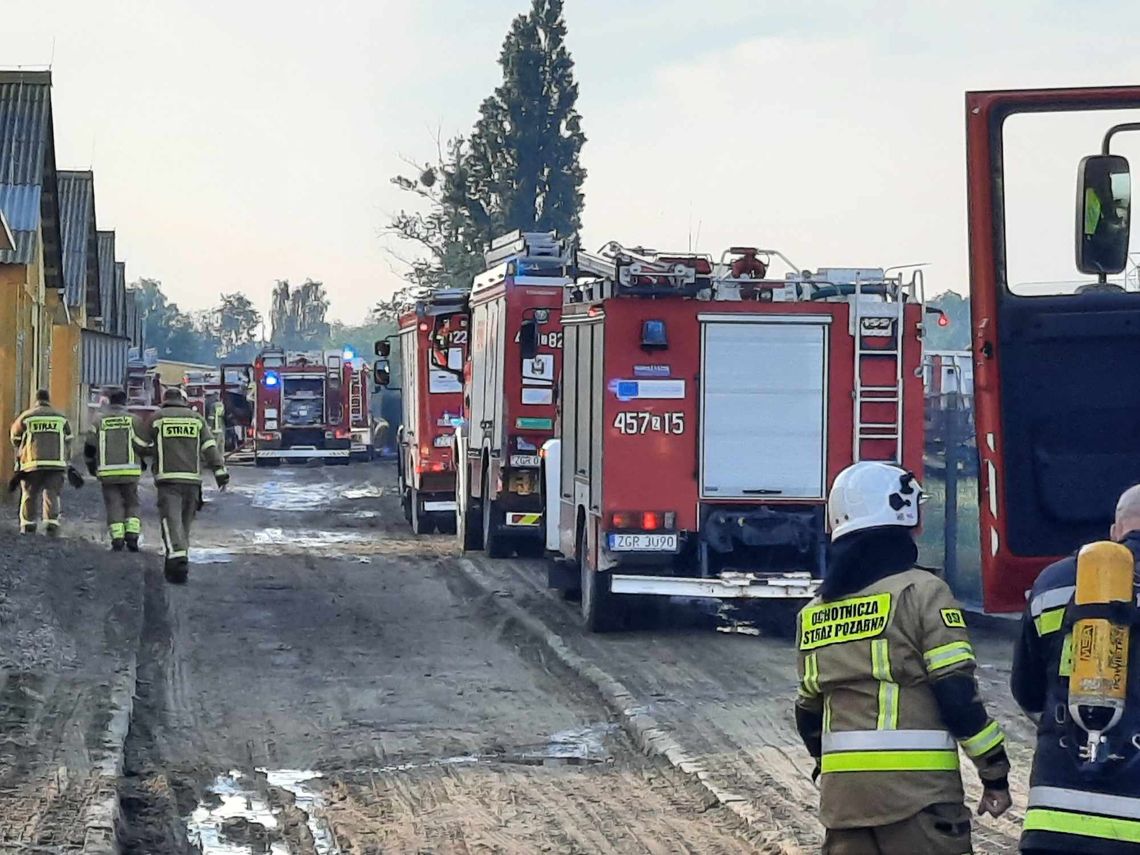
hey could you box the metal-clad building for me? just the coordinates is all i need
[113,261,126,337]
[56,170,99,314]
[81,327,128,387]
[0,70,63,289]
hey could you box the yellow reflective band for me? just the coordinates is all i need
[871,639,898,730]
[157,472,202,482]
[99,465,142,476]
[1025,808,1140,843]
[1059,633,1074,677]
[109,523,126,538]
[821,749,959,774]
[799,593,891,650]
[924,641,975,672]
[125,518,141,534]
[961,720,1004,758]
[801,652,820,698]
[823,695,832,733]
[1035,608,1065,636]
[941,608,966,628]
[201,439,218,452]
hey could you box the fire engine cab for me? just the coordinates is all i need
[387,289,469,534]
[252,347,353,466]
[542,243,927,631]
[454,231,570,556]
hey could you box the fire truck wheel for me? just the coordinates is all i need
[579,529,618,633]
[410,487,425,535]
[457,474,483,553]
[482,482,509,560]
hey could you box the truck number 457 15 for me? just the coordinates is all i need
[612,411,685,436]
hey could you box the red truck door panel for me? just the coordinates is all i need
[967,87,1140,612]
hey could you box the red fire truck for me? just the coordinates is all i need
[967,86,1140,612]
[454,231,571,556]
[389,290,469,533]
[541,244,927,631]
[252,347,353,466]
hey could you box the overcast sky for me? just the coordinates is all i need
[5,1,1140,322]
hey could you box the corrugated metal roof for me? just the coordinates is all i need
[113,261,127,337]
[81,327,129,386]
[97,229,115,326]
[0,71,61,274]
[57,170,97,309]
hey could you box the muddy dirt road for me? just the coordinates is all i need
[0,460,1035,853]
[114,464,761,854]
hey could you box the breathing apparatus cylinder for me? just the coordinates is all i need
[1068,540,1134,762]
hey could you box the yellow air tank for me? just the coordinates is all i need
[1069,540,1135,761]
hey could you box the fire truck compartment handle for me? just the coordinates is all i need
[742,488,783,495]
[480,420,493,430]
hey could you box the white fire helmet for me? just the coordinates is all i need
[827,461,923,541]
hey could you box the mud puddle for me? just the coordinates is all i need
[186,769,337,855]
[229,474,383,513]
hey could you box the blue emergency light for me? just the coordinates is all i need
[641,319,668,349]
[342,347,355,360]
[264,371,280,387]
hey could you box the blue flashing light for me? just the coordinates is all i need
[264,371,280,388]
[342,347,355,360]
[641,319,668,349]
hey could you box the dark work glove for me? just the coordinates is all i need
[85,459,97,477]
[140,458,148,472]
[214,469,230,490]
[196,486,204,511]
[67,466,85,489]
[7,470,22,494]
[811,760,821,783]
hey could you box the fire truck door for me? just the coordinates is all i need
[700,319,827,501]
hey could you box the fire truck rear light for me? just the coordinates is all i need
[257,431,280,441]
[335,428,351,439]
[641,320,668,349]
[610,511,675,531]
[417,460,448,474]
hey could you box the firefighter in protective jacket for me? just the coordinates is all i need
[84,388,149,551]
[141,388,229,583]
[9,389,74,535]
[796,461,1011,854]
[1012,483,1140,855]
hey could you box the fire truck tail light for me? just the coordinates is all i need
[417,460,448,474]
[335,428,351,439]
[257,431,280,441]
[641,320,668,349]
[609,511,675,531]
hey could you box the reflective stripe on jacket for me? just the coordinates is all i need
[1013,533,1140,855]
[10,405,72,471]
[142,403,225,484]
[795,568,1006,829]
[86,405,148,481]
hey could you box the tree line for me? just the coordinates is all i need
[132,277,396,364]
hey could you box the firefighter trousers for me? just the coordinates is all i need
[101,481,141,541]
[156,482,200,561]
[20,470,65,531]
[822,803,973,855]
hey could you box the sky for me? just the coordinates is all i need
[5,0,1140,323]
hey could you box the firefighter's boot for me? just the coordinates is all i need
[164,556,189,585]
[111,538,126,552]
[44,521,60,538]
[125,534,140,553]
[20,523,35,535]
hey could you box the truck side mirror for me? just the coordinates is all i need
[373,358,391,390]
[375,339,391,357]
[1076,154,1131,275]
[519,320,539,362]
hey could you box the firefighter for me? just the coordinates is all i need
[142,387,229,583]
[205,391,227,452]
[84,387,149,551]
[1012,483,1140,855]
[9,389,74,536]
[795,461,1011,854]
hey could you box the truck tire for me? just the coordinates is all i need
[457,469,483,552]
[580,528,618,633]
[482,476,509,559]
[410,486,425,535]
